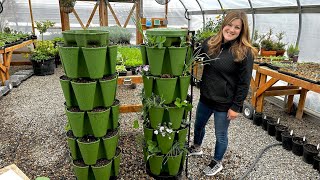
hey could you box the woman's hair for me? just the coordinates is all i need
[207,10,258,62]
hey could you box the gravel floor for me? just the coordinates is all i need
[0,66,319,180]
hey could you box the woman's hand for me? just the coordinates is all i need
[227,109,238,120]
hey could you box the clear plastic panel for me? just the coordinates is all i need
[300,0,320,5]
[221,0,251,9]
[198,0,222,11]
[251,0,297,8]
[179,0,201,11]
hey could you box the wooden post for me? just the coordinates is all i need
[165,0,168,20]
[99,0,108,26]
[296,88,309,119]
[256,74,267,112]
[86,3,99,28]
[124,4,136,28]
[287,95,294,113]
[107,2,121,27]
[136,0,142,45]
[73,10,85,29]
[28,0,35,34]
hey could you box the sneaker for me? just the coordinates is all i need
[203,159,223,176]
[188,145,203,156]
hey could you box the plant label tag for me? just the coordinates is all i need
[277,118,280,124]
[290,130,293,136]
[303,136,306,142]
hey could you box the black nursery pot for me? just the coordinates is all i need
[303,144,319,164]
[281,131,293,151]
[262,116,275,131]
[253,112,263,126]
[267,119,277,136]
[275,124,288,142]
[313,156,320,171]
[292,137,307,156]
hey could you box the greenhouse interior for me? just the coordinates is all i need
[0,0,320,179]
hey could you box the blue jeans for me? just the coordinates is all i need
[193,101,230,161]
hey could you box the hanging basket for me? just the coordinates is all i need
[61,6,74,13]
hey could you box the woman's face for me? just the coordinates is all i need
[222,18,242,43]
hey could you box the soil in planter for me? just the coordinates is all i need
[262,116,275,131]
[73,78,96,83]
[292,137,306,156]
[281,131,293,151]
[73,159,87,167]
[103,129,118,139]
[303,144,319,164]
[95,158,111,167]
[67,130,76,138]
[68,106,81,112]
[102,73,117,81]
[160,74,173,78]
[91,106,108,112]
[112,99,120,106]
[79,135,98,143]
[275,124,288,142]
[60,75,70,80]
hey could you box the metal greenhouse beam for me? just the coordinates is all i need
[247,0,255,42]
[194,0,205,29]
[296,0,302,47]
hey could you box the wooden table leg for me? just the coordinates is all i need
[4,51,13,80]
[296,88,309,119]
[287,95,294,114]
[251,71,261,109]
[255,74,267,113]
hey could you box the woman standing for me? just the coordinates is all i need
[189,10,257,176]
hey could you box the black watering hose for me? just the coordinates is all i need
[237,142,282,180]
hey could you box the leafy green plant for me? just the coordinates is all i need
[146,140,161,160]
[142,93,166,121]
[35,20,55,41]
[147,35,166,48]
[195,15,223,43]
[287,44,299,57]
[179,36,186,47]
[118,46,143,67]
[91,26,132,45]
[27,40,58,61]
[154,122,173,139]
[116,64,127,72]
[182,47,213,76]
[174,98,193,111]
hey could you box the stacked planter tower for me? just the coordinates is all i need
[59,30,120,180]
[140,28,191,178]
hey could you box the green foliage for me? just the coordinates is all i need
[116,64,127,72]
[133,119,140,129]
[29,40,58,61]
[174,98,193,111]
[118,46,143,67]
[195,15,223,43]
[142,94,166,121]
[52,36,64,43]
[287,44,299,57]
[146,140,161,160]
[146,35,166,48]
[260,39,275,51]
[91,26,132,45]
[179,36,186,47]
[65,122,71,132]
[35,20,55,41]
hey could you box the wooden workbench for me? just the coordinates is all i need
[250,64,320,119]
[0,40,34,85]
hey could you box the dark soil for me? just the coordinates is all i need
[292,137,306,145]
[102,73,117,81]
[275,124,288,131]
[73,78,95,83]
[160,74,173,78]
[103,129,118,139]
[66,130,75,138]
[94,158,111,167]
[281,131,292,138]
[73,159,87,167]
[91,107,108,112]
[67,107,81,112]
[60,75,70,80]
[112,99,120,106]
[79,135,98,143]
[304,144,319,153]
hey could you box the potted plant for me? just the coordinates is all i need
[274,32,286,56]
[287,44,299,62]
[28,40,58,76]
[35,20,55,41]
[59,0,77,13]
[260,29,277,57]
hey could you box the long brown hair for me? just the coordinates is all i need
[207,10,258,62]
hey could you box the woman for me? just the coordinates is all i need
[189,10,257,176]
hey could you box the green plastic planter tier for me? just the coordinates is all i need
[168,47,188,76]
[62,30,109,47]
[155,77,178,104]
[92,159,112,180]
[87,108,111,137]
[102,129,120,160]
[71,80,97,111]
[59,76,78,107]
[77,138,100,165]
[82,47,107,79]
[72,160,90,180]
[145,28,188,47]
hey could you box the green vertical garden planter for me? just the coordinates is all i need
[140,44,148,65]
[77,138,100,165]
[71,81,97,111]
[148,155,164,176]
[87,108,111,137]
[156,133,175,154]
[149,107,164,129]
[166,152,183,176]
[99,75,118,107]
[102,129,120,160]
[72,160,89,180]
[142,75,154,98]
[92,159,112,180]
[168,47,187,76]
[59,47,80,78]
[111,100,120,129]
[67,131,81,160]
[179,75,191,101]
[106,45,118,75]
[177,127,188,148]
[82,47,107,79]
[112,148,121,177]
[167,107,185,130]
[155,77,178,104]
[65,108,85,137]
[59,76,77,107]
[146,47,166,76]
